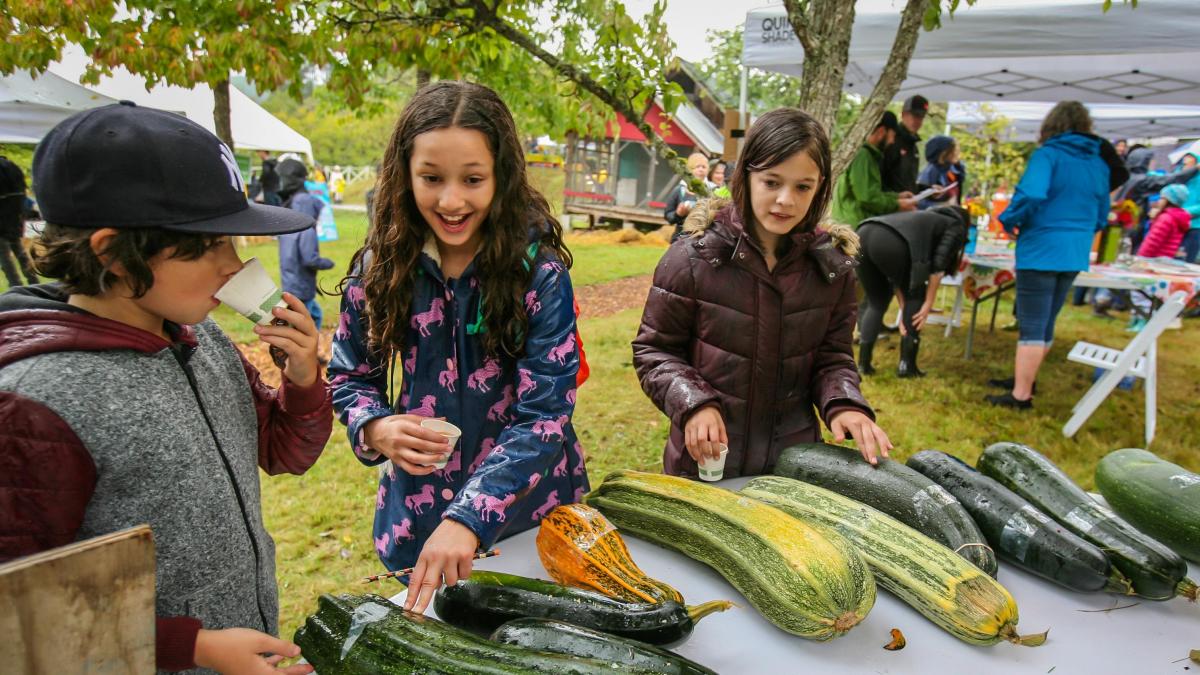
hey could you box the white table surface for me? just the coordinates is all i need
[386,476,1198,675]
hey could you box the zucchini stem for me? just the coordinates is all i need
[1103,570,1136,596]
[1178,578,1198,602]
[686,599,735,623]
[1000,623,1049,647]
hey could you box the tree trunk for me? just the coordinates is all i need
[212,78,234,150]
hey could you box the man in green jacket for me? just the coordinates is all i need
[833,111,916,227]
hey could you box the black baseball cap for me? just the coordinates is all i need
[878,110,899,132]
[32,101,314,236]
[903,95,930,117]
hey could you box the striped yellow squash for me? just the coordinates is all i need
[583,470,875,640]
[742,476,1047,646]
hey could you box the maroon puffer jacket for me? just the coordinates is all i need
[633,200,874,478]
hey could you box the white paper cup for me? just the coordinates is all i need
[697,444,729,482]
[420,419,461,469]
[214,257,287,325]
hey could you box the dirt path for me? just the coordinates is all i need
[575,273,652,320]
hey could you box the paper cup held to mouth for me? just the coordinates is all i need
[420,419,462,469]
[698,444,729,482]
[215,258,288,326]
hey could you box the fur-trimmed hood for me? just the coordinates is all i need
[680,198,859,283]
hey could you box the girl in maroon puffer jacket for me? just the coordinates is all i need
[633,108,892,478]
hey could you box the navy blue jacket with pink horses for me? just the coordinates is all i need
[329,239,589,573]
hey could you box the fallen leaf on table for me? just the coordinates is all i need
[1191,649,1199,664]
[884,628,906,651]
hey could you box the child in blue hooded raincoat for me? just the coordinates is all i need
[328,81,588,613]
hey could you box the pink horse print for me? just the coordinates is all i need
[529,472,542,490]
[411,297,446,337]
[467,358,502,393]
[565,388,577,405]
[335,311,353,340]
[392,518,415,541]
[435,449,461,481]
[532,491,561,520]
[547,333,575,365]
[346,284,366,310]
[540,261,564,274]
[533,415,569,443]
[487,385,515,422]
[473,492,517,523]
[552,450,569,477]
[405,483,436,514]
[469,438,498,474]
[403,346,418,375]
[573,441,587,476]
[573,486,585,504]
[409,394,437,418]
[524,290,541,316]
[374,531,390,555]
[438,358,457,392]
[375,484,387,510]
[517,368,536,398]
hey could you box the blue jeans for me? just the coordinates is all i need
[305,297,323,330]
[1183,228,1200,264]
[1016,270,1078,347]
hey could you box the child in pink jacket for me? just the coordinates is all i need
[1137,184,1191,259]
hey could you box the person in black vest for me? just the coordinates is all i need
[0,156,38,287]
[256,150,281,206]
[856,206,969,377]
[881,95,928,194]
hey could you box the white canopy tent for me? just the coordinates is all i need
[42,47,314,161]
[0,70,118,143]
[947,101,1200,143]
[742,0,1200,106]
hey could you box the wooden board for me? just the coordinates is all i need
[0,525,156,674]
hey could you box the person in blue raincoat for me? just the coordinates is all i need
[328,81,588,614]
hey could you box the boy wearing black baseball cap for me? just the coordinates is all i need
[0,102,330,673]
[882,94,929,194]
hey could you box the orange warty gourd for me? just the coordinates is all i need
[536,503,684,604]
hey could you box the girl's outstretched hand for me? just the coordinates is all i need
[404,519,481,614]
[193,628,313,675]
[684,404,727,462]
[363,415,452,475]
[829,410,893,466]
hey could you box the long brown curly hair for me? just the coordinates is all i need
[341,81,569,363]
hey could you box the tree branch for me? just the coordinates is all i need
[830,0,930,178]
[782,0,817,53]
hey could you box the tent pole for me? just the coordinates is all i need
[739,65,749,130]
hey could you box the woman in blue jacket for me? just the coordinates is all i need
[987,102,1109,409]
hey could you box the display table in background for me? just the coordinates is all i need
[384,476,1199,675]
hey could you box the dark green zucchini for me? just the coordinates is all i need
[1096,448,1200,563]
[490,618,718,675]
[433,570,730,646]
[293,593,641,674]
[907,450,1131,594]
[774,443,998,576]
[978,442,1197,601]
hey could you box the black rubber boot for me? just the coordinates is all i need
[896,334,926,378]
[858,341,876,376]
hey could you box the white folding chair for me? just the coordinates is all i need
[1062,290,1187,447]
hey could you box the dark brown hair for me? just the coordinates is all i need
[1039,101,1093,143]
[342,81,568,362]
[33,224,224,297]
[730,108,832,240]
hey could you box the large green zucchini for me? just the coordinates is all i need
[491,618,717,675]
[293,593,644,674]
[433,570,730,646]
[907,450,1131,594]
[741,476,1045,647]
[773,443,998,576]
[1096,448,1200,563]
[978,442,1197,601]
[584,470,876,641]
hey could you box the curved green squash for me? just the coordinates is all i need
[1096,448,1200,563]
[584,470,876,641]
[742,475,1045,647]
[979,442,1196,602]
[774,443,999,576]
[491,618,717,675]
[294,593,642,674]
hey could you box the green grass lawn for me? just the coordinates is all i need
[5,213,1199,640]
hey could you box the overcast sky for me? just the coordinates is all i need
[622,0,776,63]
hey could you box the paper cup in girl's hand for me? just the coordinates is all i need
[419,419,461,469]
[698,444,729,482]
[215,257,287,325]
